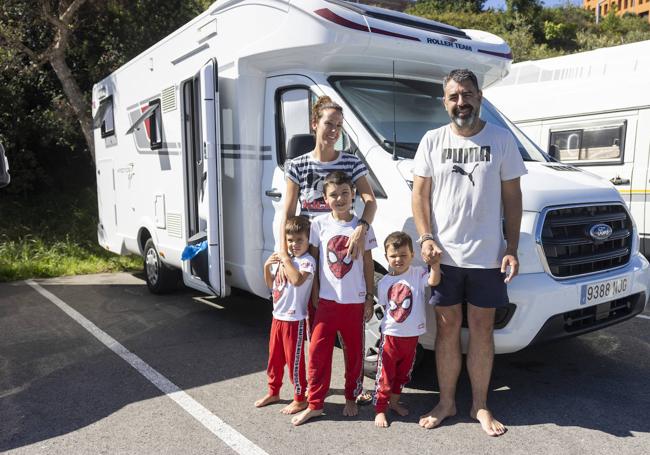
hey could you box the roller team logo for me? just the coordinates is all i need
[272,272,286,303]
[327,235,353,279]
[388,282,413,323]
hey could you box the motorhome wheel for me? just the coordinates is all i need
[143,238,179,294]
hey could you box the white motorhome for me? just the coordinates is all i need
[92,0,649,368]
[485,41,650,255]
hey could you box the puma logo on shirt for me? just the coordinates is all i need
[441,146,491,164]
[452,163,479,186]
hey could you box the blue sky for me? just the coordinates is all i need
[484,0,583,9]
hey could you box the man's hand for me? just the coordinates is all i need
[420,239,442,265]
[501,253,519,283]
[364,300,374,322]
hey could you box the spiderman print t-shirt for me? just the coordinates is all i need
[378,266,429,337]
[413,123,527,268]
[309,213,377,304]
[270,253,316,321]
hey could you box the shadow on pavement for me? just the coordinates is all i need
[405,322,650,437]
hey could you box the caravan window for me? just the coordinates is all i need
[549,122,626,164]
[94,95,115,138]
[99,96,115,138]
[276,87,312,165]
[148,99,163,150]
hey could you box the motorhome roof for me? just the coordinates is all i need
[95,0,512,92]
[485,40,650,121]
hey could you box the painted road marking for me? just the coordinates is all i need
[637,314,650,320]
[26,280,268,455]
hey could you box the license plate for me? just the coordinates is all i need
[580,276,631,306]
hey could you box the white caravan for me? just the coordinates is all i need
[92,0,649,367]
[485,41,650,256]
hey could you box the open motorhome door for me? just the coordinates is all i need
[182,58,227,297]
[200,58,227,296]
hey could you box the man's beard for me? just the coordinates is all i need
[451,106,479,130]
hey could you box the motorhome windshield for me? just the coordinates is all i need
[331,76,549,163]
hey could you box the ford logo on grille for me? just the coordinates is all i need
[589,223,613,241]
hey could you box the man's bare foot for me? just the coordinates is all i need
[374,412,389,428]
[418,403,456,429]
[342,399,358,416]
[281,400,308,415]
[254,393,280,408]
[389,395,409,416]
[291,408,323,426]
[470,408,506,436]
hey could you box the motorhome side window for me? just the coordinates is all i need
[99,96,115,138]
[549,122,626,164]
[148,99,163,150]
[276,87,311,165]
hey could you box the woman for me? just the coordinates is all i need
[279,95,377,404]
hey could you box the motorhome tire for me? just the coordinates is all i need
[143,238,179,294]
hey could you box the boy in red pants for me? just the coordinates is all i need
[374,231,441,427]
[255,216,316,415]
[292,171,376,426]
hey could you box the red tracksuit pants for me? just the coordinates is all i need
[373,334,418,413]
[266,318,307,402]
[307,298,364,410]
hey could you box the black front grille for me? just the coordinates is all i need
[563,293,640,333]
[539,204,633,278]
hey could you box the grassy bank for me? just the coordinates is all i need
[0,188,141,282]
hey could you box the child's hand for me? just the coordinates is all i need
[265,252,281,267]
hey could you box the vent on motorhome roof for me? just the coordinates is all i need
[325,0,470,39]
[161,86,177,113]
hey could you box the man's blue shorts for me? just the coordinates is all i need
[431,264,509,308]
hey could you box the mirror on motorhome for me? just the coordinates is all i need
[0,142,9,188]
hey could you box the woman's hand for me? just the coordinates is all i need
[346,224,367,260]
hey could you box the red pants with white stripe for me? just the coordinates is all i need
[373,335,418,413]
[307,298,364,410]
[266,318,307,402]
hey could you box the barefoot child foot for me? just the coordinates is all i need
[389,394,409,416]
[291,408,324,426]
[342,399,359,417]
[281,400,308,415]
[471,408,506,436]
[419,403,456,429]
[254,394,280,408]
[374,412,389,428]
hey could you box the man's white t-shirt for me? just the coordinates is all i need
[309,213,377,304]
[413,123,527,268]
[378,266,429,337]
[271,253,316,321]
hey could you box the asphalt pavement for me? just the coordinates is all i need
[1,272,649,454]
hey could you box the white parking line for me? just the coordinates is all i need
[26,280,268,455]
[637,314,650,320]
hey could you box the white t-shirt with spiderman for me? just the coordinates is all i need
[270,253,316,321]
[309,213,377,304]
[378,266,429,337]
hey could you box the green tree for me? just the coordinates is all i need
[0,0,210,195]
[408,0,486,15]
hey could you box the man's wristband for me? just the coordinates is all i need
[416,233,435,246]
[365,293,374,301]
[357,218,370,230]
